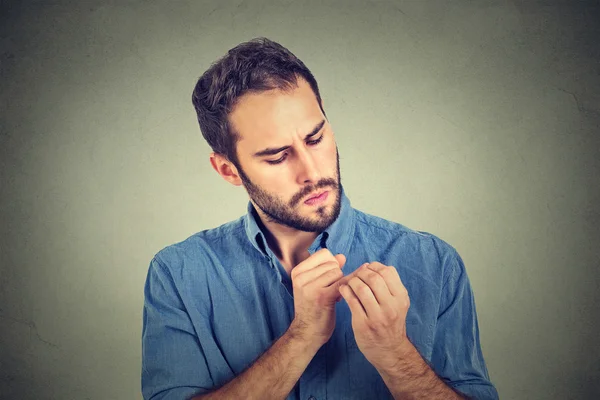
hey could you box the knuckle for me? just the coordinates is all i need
[320,248,333,256]
[316,248,334,259]
[373,318,386,329]
[321,269,335,280]
[323,261,338,269]
[400,296,410,309]
[292,274,304,286]
[358,284,371,296]
[328,268,343,280]
[366,319,380,331]
[365,271,379,284]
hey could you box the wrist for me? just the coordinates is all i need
[377,339,425,380]
[288,320,327,351]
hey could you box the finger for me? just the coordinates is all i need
[336,262,370,288]
[334,253,346,270]
[339,284,366,319]
[294,261,339,286]
[316,269,350,303]
[347,276,381,320]
[293,263,343,303]
[311,264,344,288]
[291,248,336,278]
[332,263,369,297]
[366,263,405,297]
[357,266,394,306]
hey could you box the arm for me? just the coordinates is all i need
[193,249,349,400]
[338,252,497,400]
[142,257,321,400]
[191,321,320,400]
[143,250,344,400]
[374,247,497,399]
[338,262,468,400]
[376,249,499,399]
[377,340,468,400]
[427,248,499,399]
[142,257,215,400]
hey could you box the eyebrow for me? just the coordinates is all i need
[252,119,326,158]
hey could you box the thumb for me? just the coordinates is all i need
[334,253,346,269]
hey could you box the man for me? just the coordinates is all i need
[141,37,499,400]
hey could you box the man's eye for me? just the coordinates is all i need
[307,135,324,146]
[266,135,324,165]
[266,155,286,165]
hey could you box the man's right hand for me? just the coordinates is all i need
[289,248,367,348]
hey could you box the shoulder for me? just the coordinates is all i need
[150,216,247,280]
[350,208,465,289]
[353,208,459,261]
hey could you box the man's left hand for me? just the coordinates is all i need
[339,262,412,372]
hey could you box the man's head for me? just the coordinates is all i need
[192,37,341,232]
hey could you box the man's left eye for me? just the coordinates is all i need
[308,135,324,145]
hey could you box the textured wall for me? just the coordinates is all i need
[1,1,599,399]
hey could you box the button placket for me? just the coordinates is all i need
[268,256,294,299]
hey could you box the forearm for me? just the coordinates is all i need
[191,322,321,400]
[377,341,467,400]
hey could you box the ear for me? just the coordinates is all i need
[209,152,243,186]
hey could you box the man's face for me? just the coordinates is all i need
[228,78,342,233]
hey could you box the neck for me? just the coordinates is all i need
[255,214,318,269]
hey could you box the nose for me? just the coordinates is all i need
[295,146,321,184]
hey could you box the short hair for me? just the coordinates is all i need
[191,37,327,169]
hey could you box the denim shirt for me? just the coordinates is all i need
[142,185,499,400]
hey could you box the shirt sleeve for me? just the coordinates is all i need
[141,256,213,400]
[430,248,500,400]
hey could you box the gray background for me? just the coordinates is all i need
[1,1,599,399]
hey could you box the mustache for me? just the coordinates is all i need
[294,180,338,205]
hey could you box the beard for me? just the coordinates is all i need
[237,147,342,233]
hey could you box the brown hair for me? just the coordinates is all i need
[191,37,327,169]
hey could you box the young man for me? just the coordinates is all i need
[141,37,499,400]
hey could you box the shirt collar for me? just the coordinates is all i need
[244,184,355,262]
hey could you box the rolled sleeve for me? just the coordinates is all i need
[141,257,213,400]
[431,249,499,400]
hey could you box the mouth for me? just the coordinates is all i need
[304,190,329,205]
[306,190,327,201]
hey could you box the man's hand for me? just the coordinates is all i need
[289,248,347,347]
[338,262,412,372]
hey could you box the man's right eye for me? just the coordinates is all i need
[266,154,287,165]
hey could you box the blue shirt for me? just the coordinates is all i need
[142,185,499,400]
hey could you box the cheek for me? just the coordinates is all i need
[324,140,338,168]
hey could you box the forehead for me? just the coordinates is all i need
[229,79,322,150]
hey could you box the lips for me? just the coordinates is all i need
[306,190,327,201]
